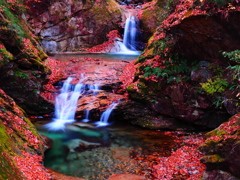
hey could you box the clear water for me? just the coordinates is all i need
[35,120,175,180]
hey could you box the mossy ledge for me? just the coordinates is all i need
[0,89,50,179]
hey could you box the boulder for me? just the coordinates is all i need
[122,1,240,130]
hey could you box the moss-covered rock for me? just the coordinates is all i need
[0,89,50,180]
[0,0,53,114]
[123,0,240,130]
[140,0,174,41]
[199,113,240,179]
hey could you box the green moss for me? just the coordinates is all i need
[126,84,137,92]
[0,3,25,38]
[201,154,226,164]
[137,81,147,90]
[141,0,174,34]
[0,46,14,66]
[136,56,147,64]
[0,152,23,180]
[90,5,112,22]
[206,129,227,137]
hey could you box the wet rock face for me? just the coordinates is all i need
[26,0,122,53]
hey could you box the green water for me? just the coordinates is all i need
[35,121,174,180]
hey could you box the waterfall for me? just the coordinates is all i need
[112,16,141,55]
[95,102,118,127]
[44,75,119,130]
[82,85,100,122]
[123,16,138,51]
[45,76,85,131]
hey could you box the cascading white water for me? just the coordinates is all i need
[44,75,119,129]
[95,102,118,127]
[123,16,137,51]
[112,15,140,55]
[82,85,100,122]
[45,76,86,130]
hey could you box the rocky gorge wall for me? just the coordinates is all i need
[0,1,53,178]
[199,113,240,179]
[0,89,49,179]
[25,0,122,54]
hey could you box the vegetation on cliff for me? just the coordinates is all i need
[25,0,122,53]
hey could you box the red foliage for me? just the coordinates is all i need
[119,60,139,90]
[43,58,67,85]
[85,30,121,53]
[218,116,239,134]
[151,131,206,180]
[207,114,240,142]
[41,58,68,101]
[13,151,51,180]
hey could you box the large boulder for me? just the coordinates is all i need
[121,1,240,130]
[25,0,122,53]
[0,0,53,114]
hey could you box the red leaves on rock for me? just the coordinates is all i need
[41,58,68,101]
[43,58,66,85]
[13,151,51,180]
[219,116,239,134]
[207,114,240,142]
[85,30,121,53]
[0,91,43,149]
[120,60,138,90]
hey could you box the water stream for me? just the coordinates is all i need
[33,52,206,179]
[123,16,138,51]
[95,102,119,127]
[82,85,100,122]
[34,14,163,179]
[44,76,86,131]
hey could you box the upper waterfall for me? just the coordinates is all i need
[123,16,138,51]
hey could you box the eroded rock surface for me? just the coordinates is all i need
[26,0,122,53]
